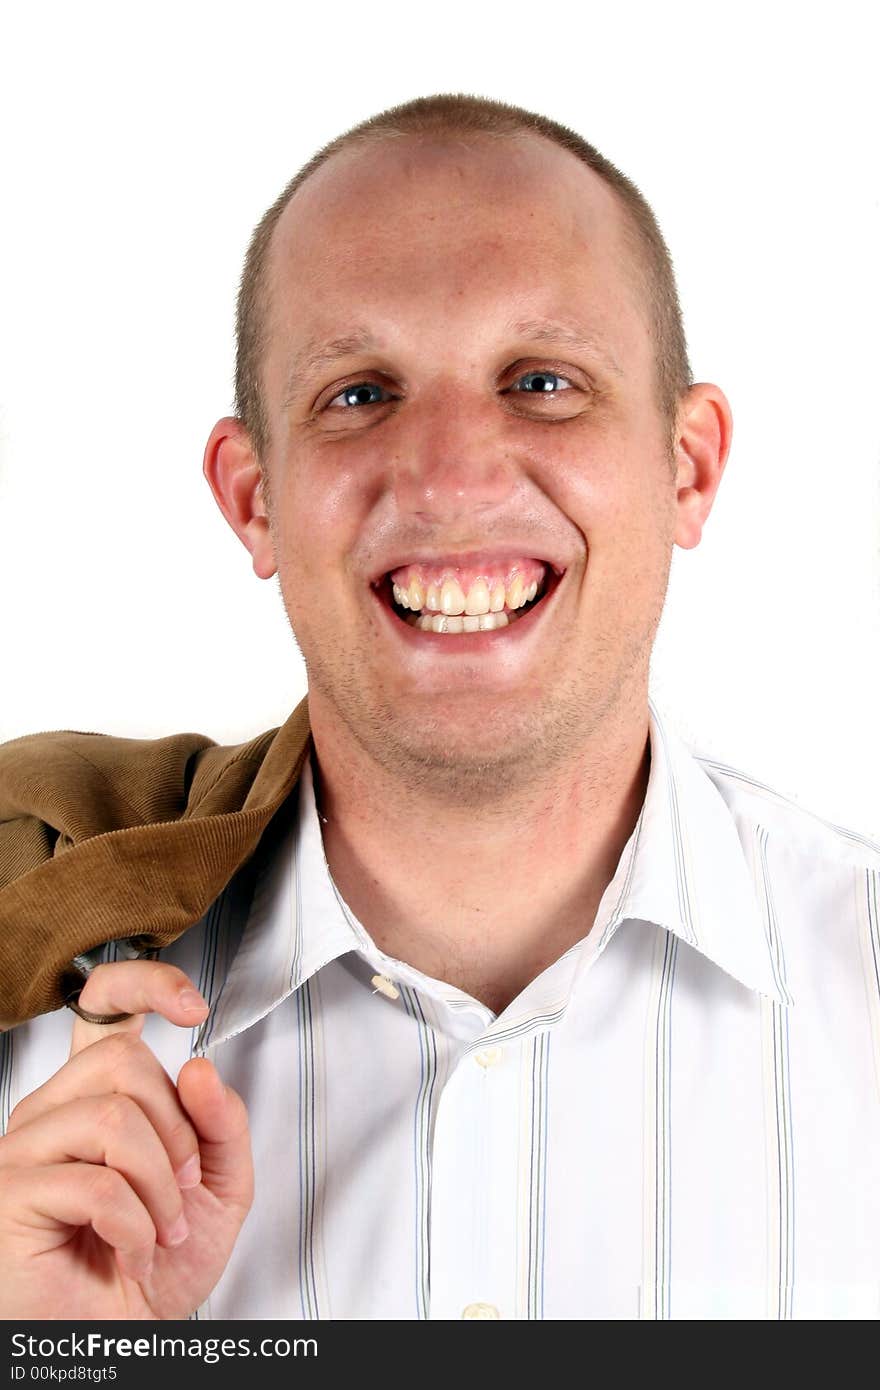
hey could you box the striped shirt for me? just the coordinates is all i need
[3,698,880,1319]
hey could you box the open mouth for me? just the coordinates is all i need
[371,558,566,636]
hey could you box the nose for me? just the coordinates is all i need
[390,382,520,524]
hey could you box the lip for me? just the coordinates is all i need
[369,564,566,656]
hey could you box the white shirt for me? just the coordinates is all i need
[3,699,880,1320]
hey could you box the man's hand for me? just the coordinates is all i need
[0,961,254,1319]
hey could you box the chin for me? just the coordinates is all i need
[364,701,556,805]
[380,743,536,806]
[306,651,596,801]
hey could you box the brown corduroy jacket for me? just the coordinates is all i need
[0,697,312,1030]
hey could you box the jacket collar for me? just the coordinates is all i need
[0,696,313,1027]
[197,698,792,1048]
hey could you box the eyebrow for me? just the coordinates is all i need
[285,328,380,401]
[285,315,622,401]
[505,317,624,378]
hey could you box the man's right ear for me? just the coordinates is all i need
[202,417,278,580]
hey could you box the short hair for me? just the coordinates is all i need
[234,93,693,466]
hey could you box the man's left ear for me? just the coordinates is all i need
[202,416,278,580]
[672,383,734,550]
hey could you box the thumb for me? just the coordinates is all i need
[176,1058,254,1212]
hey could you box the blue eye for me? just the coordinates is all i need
[509,370,573,393]
[329,382,390,408]
[326,368,575,412]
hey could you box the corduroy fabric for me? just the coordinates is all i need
[0,697,312,1029]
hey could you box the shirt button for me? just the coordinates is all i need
[370,974,400,1000]
[473,1046,503,1069]
[462,1302,501,1319]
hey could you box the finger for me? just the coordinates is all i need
[177,1059,254,1213]
[69,961,208,1057]
[0,1095,191,1251]
[8,1031,202,1188]
[1,1163,157,1284]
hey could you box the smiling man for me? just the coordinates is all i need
[205,112,719,1017]
[1,94,879,1322]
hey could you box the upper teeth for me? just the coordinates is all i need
[392,576,540,614]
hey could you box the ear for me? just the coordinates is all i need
[672,383,734,550]
[202,417,277,580]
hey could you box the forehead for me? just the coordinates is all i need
[263,131,646,378]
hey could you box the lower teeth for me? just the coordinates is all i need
[411,610,511,633]
[400,601,543,633]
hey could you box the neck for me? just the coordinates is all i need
[308,693,651,1015]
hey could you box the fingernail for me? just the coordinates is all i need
[167,1212,190,1246]
[178,988,208,1014]
[175,1154,202,1189]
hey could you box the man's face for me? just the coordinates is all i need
[257,133,681,802]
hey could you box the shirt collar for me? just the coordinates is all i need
[200,699,791,1046]
[591,696,792,1007]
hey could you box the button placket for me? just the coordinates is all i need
[429,1032,525,1318]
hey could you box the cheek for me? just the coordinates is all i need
[552,423,676,599]
[271,449,376,578]
[550,420,669,540]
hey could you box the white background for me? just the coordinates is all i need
[1,0,877,836]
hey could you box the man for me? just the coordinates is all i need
[1,93,878,1321]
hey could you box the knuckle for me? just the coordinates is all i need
[100,1029,146,1075]
[165,1114,197,1155]
[86,1164,127,1207]
[161,964,200,997]
[161,963,191,984]
[5,1094,34,1134]
[95,1092,139,1135]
